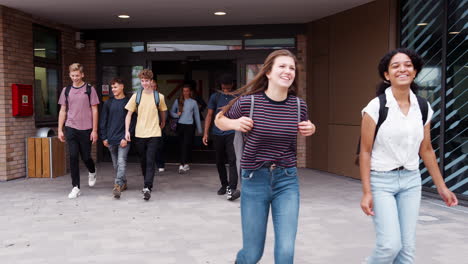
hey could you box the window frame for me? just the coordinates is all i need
[33,24,62,127]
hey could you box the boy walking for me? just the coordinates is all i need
[125,69,167,201]
[203,73,240,201]
[58,63,99,199]
[100,78,130,199]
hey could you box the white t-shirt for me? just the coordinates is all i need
[361,87,434,171]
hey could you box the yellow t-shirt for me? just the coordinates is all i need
[125,91,167,138]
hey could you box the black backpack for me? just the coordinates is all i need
[65,83,93,109]
[355,93,429,166]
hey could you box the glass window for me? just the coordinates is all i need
[400,0,444,189]
[244,38,295,50]
[101,66,144,96]
[147,40,242,52]
[34,26,59,60]
[34,66,59,120]
[34,25,61,125]
[246,64,263,83]
[132,66,144,91]
[99,42,144,53]
[443,0,467,195]
[101,66,118,86]
[401,0,467,196]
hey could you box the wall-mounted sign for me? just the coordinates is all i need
[102,84,109,95]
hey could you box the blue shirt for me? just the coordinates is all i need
[207,92,235,136]
[170,98,202,134]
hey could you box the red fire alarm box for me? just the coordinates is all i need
[12,84,33,117]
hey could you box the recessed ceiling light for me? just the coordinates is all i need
[417,22,428,26]
[214,11,226,16]
[449,31,460,35]
[118,15,130,19]
[244,33,253,37]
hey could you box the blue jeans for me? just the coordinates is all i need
[236,166,300,264]
[368,169,422,264]
[108,144,130,186]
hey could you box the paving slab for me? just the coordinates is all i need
[0,163,467,264]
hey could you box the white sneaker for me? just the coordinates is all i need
[68,187,81,199]
[158,168,165,172]
[88,168,97,187]
[178,165,184,174]
[183,164,190,171]
[142,187,151,200]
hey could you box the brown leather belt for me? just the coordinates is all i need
[391,166,405,171]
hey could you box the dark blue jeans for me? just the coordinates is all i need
[236,166,300,264]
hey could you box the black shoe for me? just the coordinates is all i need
[142,187,151,201]
[217,186,227,195]
[227,189,240,201]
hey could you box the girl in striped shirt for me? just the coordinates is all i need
[215,49,316,264]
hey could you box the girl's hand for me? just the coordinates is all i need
[438,187,458,207]
[298,120,316,136]
[361,193,375,216]
[236,117,254,132]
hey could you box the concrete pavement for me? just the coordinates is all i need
[0,163,467,264]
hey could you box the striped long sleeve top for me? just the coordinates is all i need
[226,92,308,170]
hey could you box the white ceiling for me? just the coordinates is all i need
[0,0,374,29]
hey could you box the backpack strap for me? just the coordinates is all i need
[355,94,388,159]
[136,89,160,112]
[153,90,160,108]
[86,83,92,106]
[296,97,301,123]
[65,83,92,109]
[248,94,254,119]
[375,93,389,141]
[416,95,428,125]
[135,88,142,110]
[64,85,72,110]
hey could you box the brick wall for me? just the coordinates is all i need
[296,34,308,168]
[0,7,35,181]
[0,6,97,181]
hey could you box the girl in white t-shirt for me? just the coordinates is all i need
[359,48,458,264]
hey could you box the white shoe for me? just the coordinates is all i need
[142,187,151,200]
[178,165,184,174]
[88,168,97,187]
[158,168,165,172]
[68,187,81,199]
[183,164,190,171]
